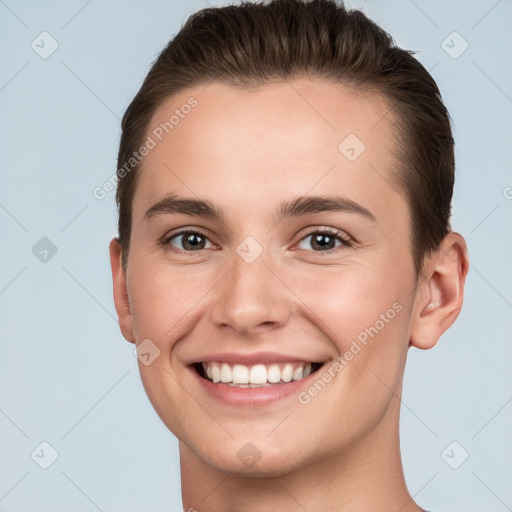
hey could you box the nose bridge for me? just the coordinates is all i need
[210,243,290,334]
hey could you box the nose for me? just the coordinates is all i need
[209,249,292,336]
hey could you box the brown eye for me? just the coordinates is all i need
[296,228,351,252]
[165,231,213,251]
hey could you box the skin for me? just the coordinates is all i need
[110,79,469,511]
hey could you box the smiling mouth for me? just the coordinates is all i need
[193,361,325,387]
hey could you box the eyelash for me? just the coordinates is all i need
[160,226,353,255]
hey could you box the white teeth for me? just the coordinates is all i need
[201,361,318,386]
[232,364,249,384]
[211,363,221,383]
[267,364,281,383]
[249,364,267,384]
[220,362,232,383]
[281,364,293,383]
[292,366,303,381]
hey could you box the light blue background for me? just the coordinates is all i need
[1,1,511,511]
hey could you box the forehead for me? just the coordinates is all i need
[132,79,406,226]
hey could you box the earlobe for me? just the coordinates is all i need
[410,232,469,350]
[109,237,135,343]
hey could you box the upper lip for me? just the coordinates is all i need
[186,351,326,366]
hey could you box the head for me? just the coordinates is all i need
[110,0,468,476]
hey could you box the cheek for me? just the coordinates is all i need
[288,262,407,339]
[296,271,411,445]
[127,260,211,434]
[127,259,213,342]
[287,263,411,391]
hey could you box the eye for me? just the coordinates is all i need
[162,230,215,252]
[161,227,352,254]
[296,227,352,252]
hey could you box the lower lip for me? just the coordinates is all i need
[190,366,322,407]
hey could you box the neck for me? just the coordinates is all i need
[180,396,422,512]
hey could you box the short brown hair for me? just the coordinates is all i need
[116,0,454,276]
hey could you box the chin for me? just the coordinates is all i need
[190,438,317,478]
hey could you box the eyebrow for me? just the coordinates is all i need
[144,193,376,223]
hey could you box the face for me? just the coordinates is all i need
[113,79,425,475]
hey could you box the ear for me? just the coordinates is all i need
[410,232,469,350]
[109,237,135,343]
